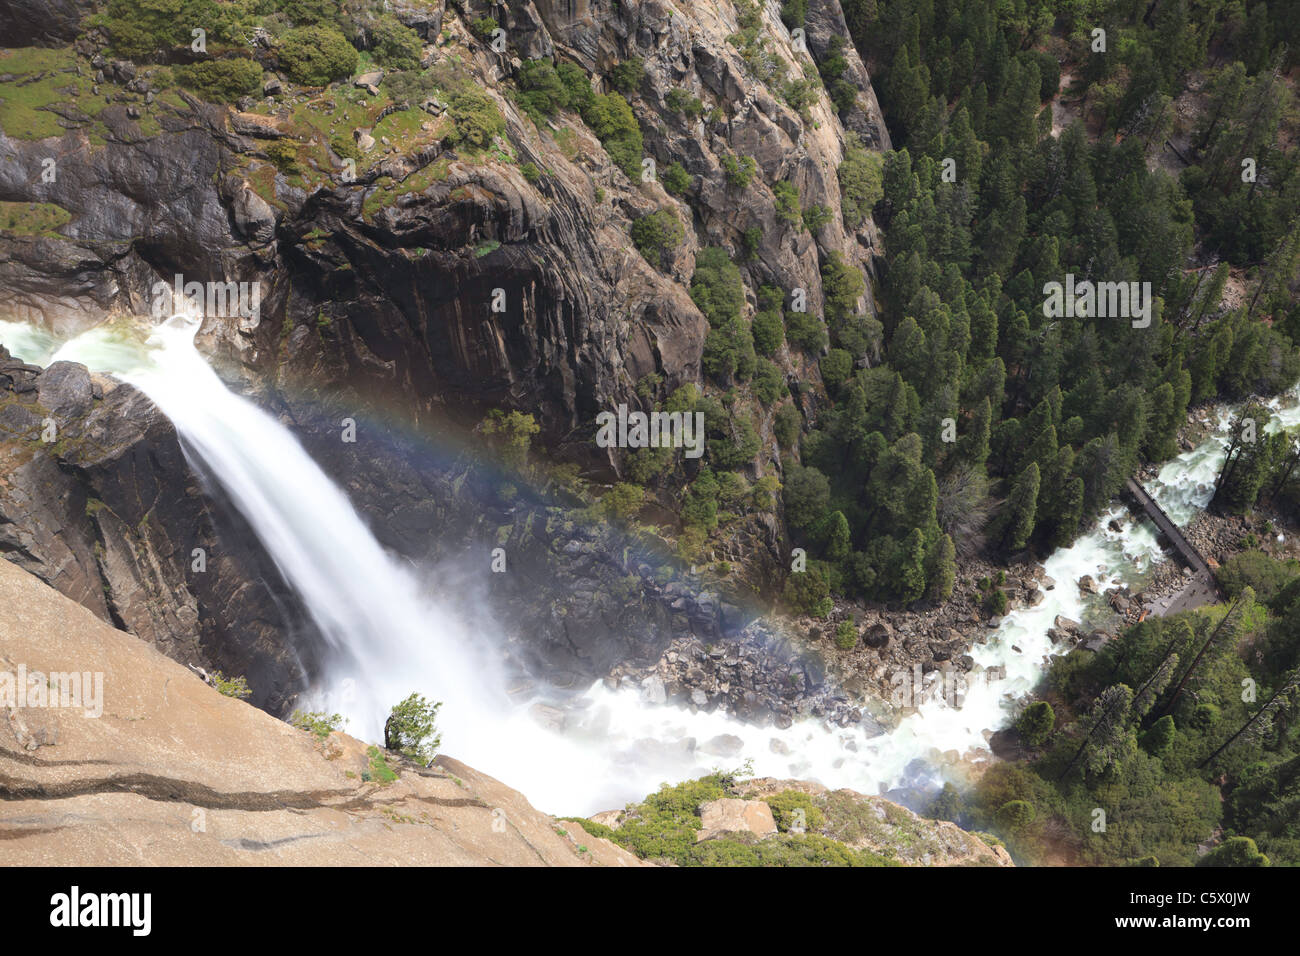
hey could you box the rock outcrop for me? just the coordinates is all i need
[0,347,316,713]
[0,557,646,866]
[733,778,1014,867]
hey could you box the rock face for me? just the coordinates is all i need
[0,558,646,866]
[0,1,894,721]
[0,348,316,713]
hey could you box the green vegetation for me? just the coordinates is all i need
[630,209,684,268]
[582,91,643,179]
[664,89,705,118]
[445,87,505,149]
[367,15,422,70]
[661,161,692,196]
[955,556,1300,865]
[175,58,262,101]
[834,619,858,650]
[383,692,442,764]
[608,57,644,95]
[0,201,72,238]
[771,180,802,228]
[364,745,399,784]
[277,25,358,86]
[289,710,345,740]
[771,0,1300,607]
[838,135,884,228]
[692,248,756,384]
[601,482,645,521]
[211,672,252,700]
[721,154,758,189]
[567,773,894,866]
[479,409,540,472]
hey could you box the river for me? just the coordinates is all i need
[2,314,1297,813]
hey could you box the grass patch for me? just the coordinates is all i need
[363,745,399,784]
[0,201,72,238]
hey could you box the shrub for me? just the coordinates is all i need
[664,89,705,117]
[682,468,721,530]
[1198,836,1270,867]
[330,131,361,160]
[471,17,499,41]
[630,209,684,266]
[984,588,1008,615]
[703,317,756,384]
[783,564,833,617]
[802,203,833,232]
[784,309,828,353]
[602,482,645,520]
[175,58,262,101]
[689,247,745,326]
[783,463,830,529]
[290,710,345,739]
[838,142,884,228]
[521,162,541,183]
[661,161,692,196]
[752,358,786,404]
[383,693,442,764]
[782,78,817,115]
[765,790,825,831]
[772,180,802,228]
[722,154,758,189]
[369,15,422,70]
[752,307,784,355]
[927,782,964,821]
[1140,714,1176,757]
[995,799,1035,833]
[212,671,252,700]
[834,620,857,649]
[277,26,358,86]
[281,0,342,26]
[581,92,642,178]
[447,87,505,149]
[1216,551,1298,603]
[515,61,558,117]
[608,57,644,94]
[480,409,540,470]
[774,404,802,449]
[265,139,302,173]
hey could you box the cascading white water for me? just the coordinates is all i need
[3,315,1298,813]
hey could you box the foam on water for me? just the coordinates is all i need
[2,315,1296,813]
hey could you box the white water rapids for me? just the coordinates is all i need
[3,314,1298,814]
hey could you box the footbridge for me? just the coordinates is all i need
[1122,477,1222,614]
[1122,478,1213,574]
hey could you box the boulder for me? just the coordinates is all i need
[863,620,893,648]
[36,361,93,419]
[1078,574,1097,594]
[696,799,777,842]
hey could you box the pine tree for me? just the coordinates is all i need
[998,461,1039,552]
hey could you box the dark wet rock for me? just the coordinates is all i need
[36,361,94,419]
[0,365,315,714]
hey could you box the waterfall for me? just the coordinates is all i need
[3,315,1298,813]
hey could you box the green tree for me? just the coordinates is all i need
[997,461,1039,552]
[384,693,442,764]
[1016,701,1055,747]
